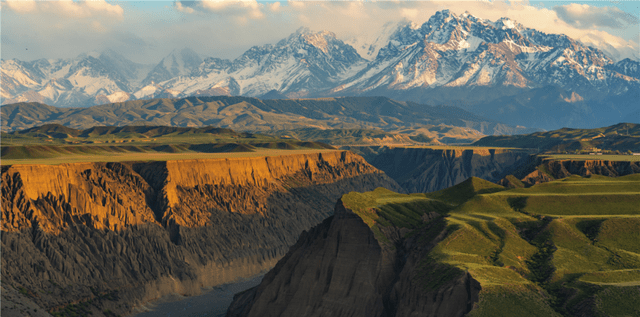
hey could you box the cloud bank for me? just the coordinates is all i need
[1,0,638,63]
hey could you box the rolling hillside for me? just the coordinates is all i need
[1,96,528,136]
[474,123,640,153]
[228,176,640,317]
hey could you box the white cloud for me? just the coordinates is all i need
[268,2,281,12]
[175,1,195,14]
[177,0,266,20]
[1,0,637,63]
[3,0,37,13]
[3,0,123,19]
[554,3,639,29]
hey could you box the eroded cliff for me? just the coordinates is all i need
[1,151,402,316]
[369,147,530,193]
[502,157,640,187]
[227,197,480,317]
[542,159,640,178]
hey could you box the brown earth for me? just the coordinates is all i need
[1,151,402,316]
[543,159,640,178]
[227,200,480,317]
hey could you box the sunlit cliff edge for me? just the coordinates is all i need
[1,151,402,316]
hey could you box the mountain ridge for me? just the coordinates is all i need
[2,10,638,130]
[0,96,529,136]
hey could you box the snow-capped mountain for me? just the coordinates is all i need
[607,58,640,80]
[1,50,151,107]
[2,10,638,129]
[335,10,638,98]
[140,48,202,87]
[143,28,367,99]
[344,21,408,61]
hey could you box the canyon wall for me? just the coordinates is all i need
[542,159,640,178]
[227,199,480,317]
[505,157,640,187]
[369,148,530,193]
[1,151,402,316]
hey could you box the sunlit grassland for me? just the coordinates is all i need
[1,149,339,166]
[340,188,451,243]
[467,285,563,317]
[542,154,640,162]
[1,125,338,165]
[398,145,526,151]
[450,176,640,315]
[580,270,640,285]
[343,175,640,315]
[593,287,640,316]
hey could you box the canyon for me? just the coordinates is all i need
[364,147,532,193]
[1,151,401,316]
[3,146,639,316]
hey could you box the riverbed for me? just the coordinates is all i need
[133,275,264,317]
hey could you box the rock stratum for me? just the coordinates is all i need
[1,151,402,316]
[227,192,481,317]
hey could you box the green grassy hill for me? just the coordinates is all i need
[343,175,640,316]
[265,128,417,145]
[0,124,334,164]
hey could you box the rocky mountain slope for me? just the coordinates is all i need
[3,10,638,129]
[0,96,525,135]
[227,191,480,317]
[1,151,402,316]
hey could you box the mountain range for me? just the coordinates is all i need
[2,10,638,130]
[0,96,526,138]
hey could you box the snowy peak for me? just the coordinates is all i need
[2,9,638,113]
[1,50,153,107]
[345,21,409,61]
[98,49,143,81]
[142,48,202,86]
[164,48,202,75]
[608,58,640,79]
[287,28,340,55]
[341,9,634,96]
[274,28,362,62]
[494,17,521,30]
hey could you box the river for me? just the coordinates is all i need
[133,275,264,317]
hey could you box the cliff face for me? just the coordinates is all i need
[1,151,402,316]
[227,200,480,317]
[543,159,640,178]
[369,148,530,193]
[502,158,640,187]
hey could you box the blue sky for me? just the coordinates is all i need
[2,0,638,63]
